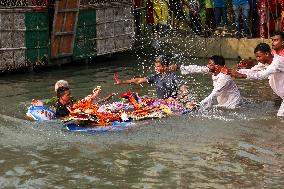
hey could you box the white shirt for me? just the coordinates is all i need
[180,64,209,75]
[180,65,242,109]
[238,62,268,75]
[243,54,284,98]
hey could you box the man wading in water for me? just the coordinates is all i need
[232,42,284,117]
[178,55,242,109]
[114,55,189,100]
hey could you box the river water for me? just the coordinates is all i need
[0,53,283,188]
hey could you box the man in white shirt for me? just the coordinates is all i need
[233,43,284,117]
[180,55,242,109]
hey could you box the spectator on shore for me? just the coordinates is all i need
[169,0,186,30]
[133,0,142,35]
[232,0,251,38]
[248,0,259,38]
[153,0,169,33]
[146,0,155,33]
[213,0,228,35]
[204,0,215,36]
[169,0,202,35]
[258,0,279,38]
[187,0,202,35]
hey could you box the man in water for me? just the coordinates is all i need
[179,55,242,109]
[232,42,284,117]
[114,55,188,100]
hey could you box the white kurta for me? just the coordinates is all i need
[180,65,242,109]
[180,64,209,75]
[238,62,268,75]
[241,54,284,116]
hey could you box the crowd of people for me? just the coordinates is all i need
[133,0,284,38]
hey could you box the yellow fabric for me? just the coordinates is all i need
[153,0,169,25]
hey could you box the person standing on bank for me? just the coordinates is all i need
[232,0,251,38]
[213,0,228,35]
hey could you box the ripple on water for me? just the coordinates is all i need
[0,55,284,188]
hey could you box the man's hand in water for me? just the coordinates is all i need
[114,73,122,84]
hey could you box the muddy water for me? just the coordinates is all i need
[0,54,283,188]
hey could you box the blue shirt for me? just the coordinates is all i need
[213,0,225,8]
[147,72,184,99]
[232,0,249,6]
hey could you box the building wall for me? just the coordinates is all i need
[0,1,134,72]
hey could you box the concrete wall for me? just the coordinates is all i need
[161,37,271,59]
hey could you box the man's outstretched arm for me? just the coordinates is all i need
[114,73,147,85]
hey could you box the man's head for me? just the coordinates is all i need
[57,86,71,104]
[271,31,284,51]
[154,55,170,74]
[207,55,225,73]
[254,43,272,64]
[54,80,69,92]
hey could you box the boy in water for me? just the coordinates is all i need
[180,55,242,109]
[232,42,284,117]
[114,55,188,100]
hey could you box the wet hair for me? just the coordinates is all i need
[254,43,271,53]
[57,87,70,98]
[271,31,284,41]
[155,55,170,66]
[54,80,69,92]
[209,55,225,66]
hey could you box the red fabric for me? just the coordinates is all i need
[120,92,134,98]
[258,0,278,38]
[133,0,141,9]
[146,0,154,25]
